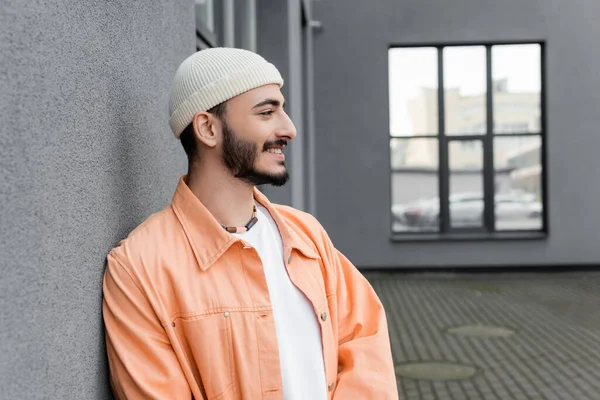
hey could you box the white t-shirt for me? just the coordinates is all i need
[233,205,327,400]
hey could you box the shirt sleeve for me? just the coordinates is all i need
[331,248,399,399]
[102,251,195,400]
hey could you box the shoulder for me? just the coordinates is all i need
[272,204,324,233]
[107,206,183,277]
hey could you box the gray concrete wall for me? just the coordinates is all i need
[0,1,193,398]
[312,0,600,268]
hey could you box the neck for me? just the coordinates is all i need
[185,163,256,228]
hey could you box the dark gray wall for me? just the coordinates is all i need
[0,1,193,398]
[312,0,600,268]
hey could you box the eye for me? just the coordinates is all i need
[259,110,274,116]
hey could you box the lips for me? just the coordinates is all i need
[263,140,288,152]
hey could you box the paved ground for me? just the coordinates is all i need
[364,271,600,400]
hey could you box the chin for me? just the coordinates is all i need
[257,163,287,176]
[265,170,288,182]
[239,165,289,187]
[269,175,289,187]
[261,170,289,187]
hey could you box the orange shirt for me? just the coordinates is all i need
[102,176,398,399]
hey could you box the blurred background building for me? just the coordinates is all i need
[2,0,600,398]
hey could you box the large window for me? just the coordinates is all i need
[389,43,545,237]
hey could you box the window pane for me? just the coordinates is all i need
[493,44,541,134]
[391,138,439,232]
[196,0,215,32]
[390,138,439,169]
[388,48,438,137]
[494,136,543,230]
[449,140,484,228]
[444,46,487,135]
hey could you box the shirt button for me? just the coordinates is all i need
[321,312,328,322]
[223,311,230,318]
[328,382,335,391]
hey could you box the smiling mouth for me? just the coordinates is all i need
[264,140,288,154]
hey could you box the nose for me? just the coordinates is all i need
[277,110,297,140]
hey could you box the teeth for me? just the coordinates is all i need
[267,149,282,154]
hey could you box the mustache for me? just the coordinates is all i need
[263,139,288,151]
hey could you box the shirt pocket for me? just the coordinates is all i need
[173,312,236,400]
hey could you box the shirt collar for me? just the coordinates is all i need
[171,175,319,271]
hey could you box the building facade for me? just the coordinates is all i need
[309,0,600,269]
[3,0,600,398]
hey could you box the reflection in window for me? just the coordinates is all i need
[494,136,542,230]
[493,44,541,134]
[388,48,438,137]
[390,138,439,169]
[390,138,439,232]
[444,46,487,135]
[449,141,484,228]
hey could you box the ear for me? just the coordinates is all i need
[193,111,219,148]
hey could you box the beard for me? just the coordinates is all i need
[221,119,289,187]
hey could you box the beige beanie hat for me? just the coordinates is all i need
[168,47,284,139]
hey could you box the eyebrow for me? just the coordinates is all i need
[251,98,286,109]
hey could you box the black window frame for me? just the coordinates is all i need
[389,41,548,241]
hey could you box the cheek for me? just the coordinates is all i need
[242,127,267,147]
[248,119,276,142]
[229,118,273,152]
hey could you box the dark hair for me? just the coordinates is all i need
[180,101,228,163]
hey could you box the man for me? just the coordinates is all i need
[103,48,398,400]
